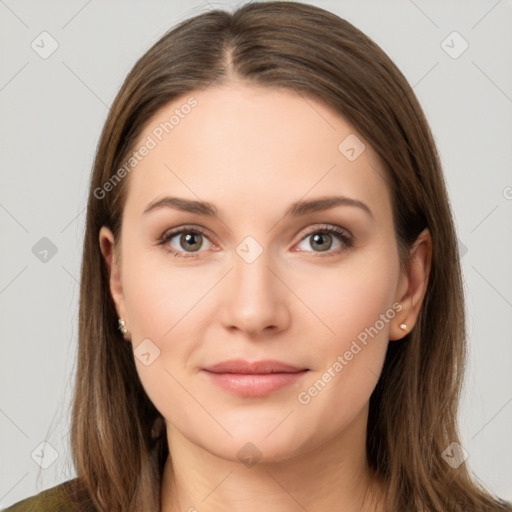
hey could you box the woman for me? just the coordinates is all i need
[5,2,511,511]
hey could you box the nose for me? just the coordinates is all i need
[219,248,291,338]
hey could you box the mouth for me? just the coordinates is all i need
[202,359,309,374]
[201,359,310,397]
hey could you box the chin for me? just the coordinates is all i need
[193,423,314,466]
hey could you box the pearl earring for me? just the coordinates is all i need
[399,323,407,331]
[118,318,128,335]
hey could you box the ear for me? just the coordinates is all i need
[389,228,432,341]
[99,226,128,327]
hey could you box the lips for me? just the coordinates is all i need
[201,359,309,397]
[202,359,309,398]
[202,359,308,374]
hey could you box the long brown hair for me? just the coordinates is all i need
[69,2,512,511]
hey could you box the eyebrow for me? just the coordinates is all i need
[143,195,373,219]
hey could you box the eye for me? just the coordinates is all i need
[294,224,353,256]
[158,225,214,258]
[158,223,353,259]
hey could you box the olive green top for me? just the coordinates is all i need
[2,479,97,512]
[5,478,512,511]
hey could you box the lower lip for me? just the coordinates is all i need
[202,370,309,397]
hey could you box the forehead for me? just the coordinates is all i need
[123,82,391,221]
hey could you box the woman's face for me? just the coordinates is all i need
[100,82,414,463]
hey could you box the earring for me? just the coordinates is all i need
[399,323,407,331]
[118,318,128,335]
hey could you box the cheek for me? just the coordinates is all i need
[120,247,221,394]
[296,252,399,346]
[293,250,399,419]
[120,256,211,421]
[121,240,213,338]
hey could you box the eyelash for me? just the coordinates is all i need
[158,224,353,259]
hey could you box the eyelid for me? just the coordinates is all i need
[159,224,213,243]
[297,223,353,243]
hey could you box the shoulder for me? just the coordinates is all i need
[2,478,98,512]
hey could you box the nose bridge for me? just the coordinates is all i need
[234,245,273,296]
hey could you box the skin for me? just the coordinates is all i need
[99,82,431,512]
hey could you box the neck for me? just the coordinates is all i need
[160,404,386,512]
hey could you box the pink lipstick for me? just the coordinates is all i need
[202,359,309,398]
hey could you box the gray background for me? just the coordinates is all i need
[1,0,511,507]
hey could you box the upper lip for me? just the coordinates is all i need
[202,359,308,374]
